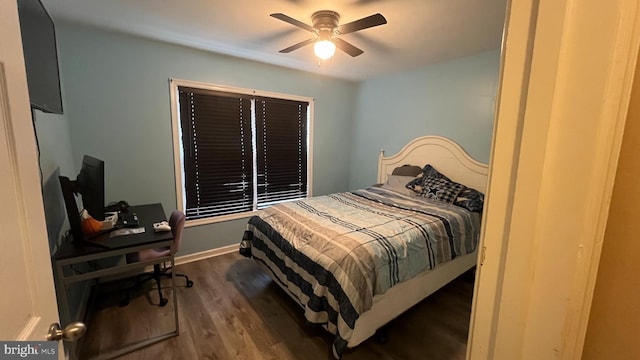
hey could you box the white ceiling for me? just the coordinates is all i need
[42,0,507,81]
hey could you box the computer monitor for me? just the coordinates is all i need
[58,155,106,243]
[76,155,105,220]
[59,176,81,242]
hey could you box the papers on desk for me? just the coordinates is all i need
[110,227,145,238]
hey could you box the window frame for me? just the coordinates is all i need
[169,78,314,226]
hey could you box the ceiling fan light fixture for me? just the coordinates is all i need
[271,10,386,59]
[314,39,336,60]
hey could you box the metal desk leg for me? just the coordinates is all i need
[171,252,179,334]
[55,259,71,326]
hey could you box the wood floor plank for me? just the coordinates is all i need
[79,252,473,359]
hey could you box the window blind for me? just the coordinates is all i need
[177,86,309,220]
[178,87,254,219]
[255,97,309,208]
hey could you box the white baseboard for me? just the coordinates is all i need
[123,244,239,279]
[174,243,239,266]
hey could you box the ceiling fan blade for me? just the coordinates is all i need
[337,13,387,35]
[279,38,316,53]
[334,38,364,57]
[270,13,315,33]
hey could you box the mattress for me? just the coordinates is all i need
[241,187,481,357]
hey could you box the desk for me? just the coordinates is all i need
[53,203,179,359]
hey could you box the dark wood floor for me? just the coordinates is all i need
[79,252,474,360]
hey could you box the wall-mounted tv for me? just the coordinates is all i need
[17,0,64,114]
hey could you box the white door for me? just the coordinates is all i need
[0,0,62,352]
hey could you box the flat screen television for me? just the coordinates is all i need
[17,0,64,114]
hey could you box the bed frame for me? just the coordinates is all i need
[254,135,488,350]
[346,135,489,347]
[377,135,488,192]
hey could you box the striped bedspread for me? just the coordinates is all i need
[242,187,480,357]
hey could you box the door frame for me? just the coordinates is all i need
[0,0,60,344]
[469,0,640,358]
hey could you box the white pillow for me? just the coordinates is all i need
[381,175,418,196]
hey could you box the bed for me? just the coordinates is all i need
[239,135,488,358]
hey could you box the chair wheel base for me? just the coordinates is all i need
[186,280,194,288]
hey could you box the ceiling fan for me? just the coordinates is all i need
[270,10,387,60]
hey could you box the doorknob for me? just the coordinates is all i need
[46,322,87,342]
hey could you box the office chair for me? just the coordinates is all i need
[122,210,193,307]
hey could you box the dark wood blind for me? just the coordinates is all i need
[178,86,254,219]
[255,97,308,208]
[177,86,309,220]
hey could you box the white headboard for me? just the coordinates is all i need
[377,135,489,192]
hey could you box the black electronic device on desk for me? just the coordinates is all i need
[105,200,139,227]
[116,212,139,228]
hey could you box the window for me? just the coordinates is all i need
[170,79,313,223]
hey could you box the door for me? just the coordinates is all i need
[0,0,61,352]
[468,0,640,358]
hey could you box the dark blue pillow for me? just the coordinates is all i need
[406,164,452,197]
[407,176,464,203]
[405,164,484,211]
[454,187,485,213]
[422,164,450,181]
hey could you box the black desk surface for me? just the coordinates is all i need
[54,203,173,260]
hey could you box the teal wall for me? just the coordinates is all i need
[54,22,358,255]
[349,50,500,190]
[34,110,76,252]
[39,22,500,258]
